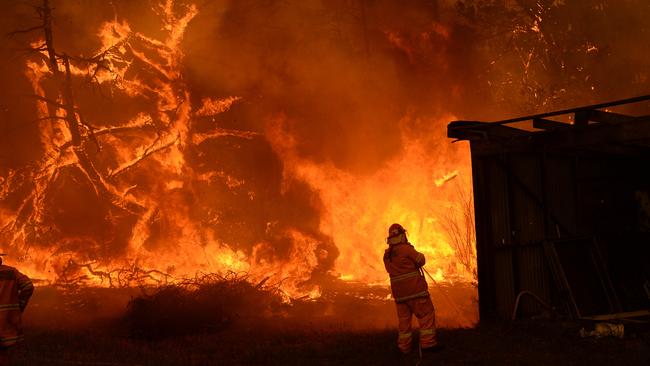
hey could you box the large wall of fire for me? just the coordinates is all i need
[0,0,649,297]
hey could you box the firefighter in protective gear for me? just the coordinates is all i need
[0,255,33,364]
[383,224,437,354]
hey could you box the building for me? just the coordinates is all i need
[448,96,650,320]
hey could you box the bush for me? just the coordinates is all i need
[123,273,286,339]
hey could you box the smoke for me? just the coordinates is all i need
[1,0,649,294]
[183,0,478,172]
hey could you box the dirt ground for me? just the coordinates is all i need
[6,285,650,365]
[4,320,648,365]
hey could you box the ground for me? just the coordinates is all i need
[7,285,649,365]
[4,319,648,365]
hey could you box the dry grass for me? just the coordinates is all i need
[10,281,648,365]
[122,273,287,339]
[441,182,477,281]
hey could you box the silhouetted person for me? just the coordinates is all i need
[0,255,33,365]
[383,223,438,354]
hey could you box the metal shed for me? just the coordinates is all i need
[448,96,650,320]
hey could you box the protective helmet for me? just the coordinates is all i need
[387,223,407,245]
[388,223,405,238]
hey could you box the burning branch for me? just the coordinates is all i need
[192,129,259,145]
[93,125,155,137]
[3,0,154,254]
[7,25,44,38]
[0,0,266,291]
[31,95,71,111]
[41,0,58,73]
[108,134,180,178]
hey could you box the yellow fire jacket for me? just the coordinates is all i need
[0,265,33,347]
[383,242,429,303]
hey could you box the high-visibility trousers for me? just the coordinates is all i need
[395,296,437,353]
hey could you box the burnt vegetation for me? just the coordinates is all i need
[123,274,286,338]
[0,0,650,364]
[2,0,648,289]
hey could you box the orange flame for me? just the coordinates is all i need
[266,115,475,285]
[6,1,477,306]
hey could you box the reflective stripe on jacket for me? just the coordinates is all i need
[383,242,428,303]
[0,265,33,347]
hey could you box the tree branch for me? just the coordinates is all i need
[108,135,180,179]
[31,95,67,110]
[7,25,45,37]
[33,115,68,123]
[93,117,155,137]
[192,129,259,145]
[41,0,59,73]
[77,113,101,151]
[61,54,82,146]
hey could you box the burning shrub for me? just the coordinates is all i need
[123,273,286,339]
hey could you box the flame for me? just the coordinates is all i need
[435,171,459,187]
[0,0,343,302]
[267,115,475,285]
[195,97,242,117]
[3,0,477,307]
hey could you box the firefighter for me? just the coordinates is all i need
[383,223,438,354]
[0,255,33,365]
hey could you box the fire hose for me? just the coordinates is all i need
[387,266,467,364]
[414,267,469,364]
[511,290,555,320]
[421,266,471,325]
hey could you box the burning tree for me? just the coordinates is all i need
[0,0,546,303]
[2,0,225,284]
[0,0,334,295]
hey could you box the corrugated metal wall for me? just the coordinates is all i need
[472,151,579,319]
[454,109,650,320]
